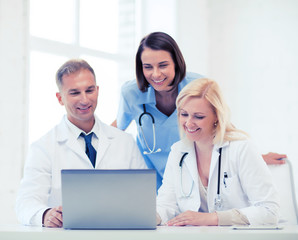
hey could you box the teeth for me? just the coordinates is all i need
[152,78,165,83]
[79,106,89,110]
[186,127,199,133]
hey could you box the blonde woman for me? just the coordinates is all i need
[156,78,279,226]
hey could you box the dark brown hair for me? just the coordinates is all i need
[135,32,186,92]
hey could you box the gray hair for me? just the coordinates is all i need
[56,59,96,90]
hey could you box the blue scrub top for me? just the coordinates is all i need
[117,72,203,190]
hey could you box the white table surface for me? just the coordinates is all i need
[0,225,297,240]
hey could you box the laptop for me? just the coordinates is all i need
[61,169,156,229]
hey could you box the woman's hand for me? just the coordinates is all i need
[167,211,218,226]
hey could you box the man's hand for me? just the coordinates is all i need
[262,152,287,165]
[43,206,63,228]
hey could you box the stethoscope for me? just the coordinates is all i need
[179,147,223,211]
[138,104,161,155]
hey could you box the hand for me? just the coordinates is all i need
[110,119,117,128]
[167,211,218,226]
[43,206,63,228]
[262,152,287,165]
[156,213,162,225]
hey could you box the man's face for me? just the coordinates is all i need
[56,69,99,129]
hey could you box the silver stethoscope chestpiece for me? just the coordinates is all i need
[214,194,223,211]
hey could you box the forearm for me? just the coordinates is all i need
[216,209,249,226]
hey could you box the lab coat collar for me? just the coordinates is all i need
[63,115,100,139]
[55,115,113,168]
[56,115,100,141]
[176,138,229,152]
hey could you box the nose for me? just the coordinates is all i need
[152,67,162,79]
[80,92,89,105]
[185,117,195,127]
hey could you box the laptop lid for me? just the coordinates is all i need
[61,169,156,229]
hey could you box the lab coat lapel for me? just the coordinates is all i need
[65,136,87,160]
[56,117,89,161]
[182,143,199,188]
[94,120,112,167]
[209,142,229,182]
[208,147,220,185]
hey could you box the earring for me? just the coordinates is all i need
[214,121,218,127]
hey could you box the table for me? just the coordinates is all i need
[0,225,298,240]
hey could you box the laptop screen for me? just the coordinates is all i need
[61,169,156,229]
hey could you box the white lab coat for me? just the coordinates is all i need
[157,139,280,225]
[15,115,147,226]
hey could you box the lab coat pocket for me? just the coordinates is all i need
[221,174,247,209]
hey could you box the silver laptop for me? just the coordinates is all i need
[61,169,156,229]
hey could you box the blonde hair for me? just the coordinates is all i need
[176,78,248,145]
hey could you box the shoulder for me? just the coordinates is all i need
[185,72,204,81]
[120,80,139,95]
[226,139,257,151]
[120,80,148,103]
[166,139,194,169]
[170,140,184,151]
[223,139,262,164]
[179,72,205,89]
[31,116,75,147]
[170,138,192,154]
[29,123,60,154]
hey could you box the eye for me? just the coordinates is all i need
[159,64,168,68]
[180,112,188,117]
[195,116,205,120]
[143,65,152,70]
[70,91,80,95]
[86,89,95,93]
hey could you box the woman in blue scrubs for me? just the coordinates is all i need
[113,32,286,190]
[113,32,202,190]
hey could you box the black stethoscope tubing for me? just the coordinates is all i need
[139,104,155,126]
[217,148,222,195]
[179,147,223,198]
[138,104,161,154]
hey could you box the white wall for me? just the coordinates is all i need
[176,0,209,76]
[207,0,298,187]
[0,0,28,224]
[135,0,177,41]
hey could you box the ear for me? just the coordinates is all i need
[56,92,64,106]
